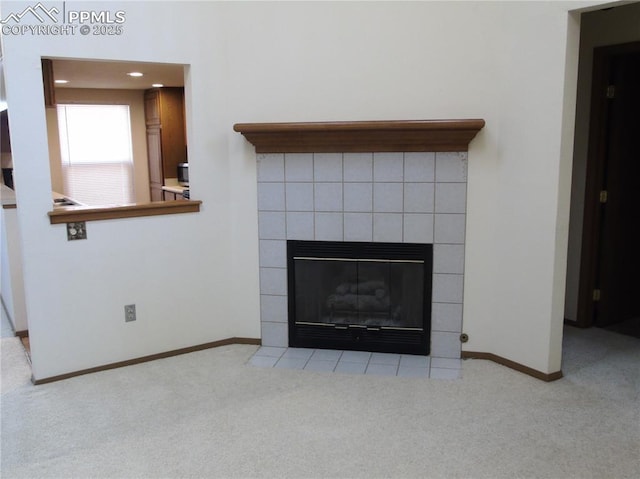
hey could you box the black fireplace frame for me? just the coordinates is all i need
[287,240,433,355]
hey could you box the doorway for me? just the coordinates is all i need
[576,41,640,336]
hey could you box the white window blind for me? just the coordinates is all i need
[57,104,134,206]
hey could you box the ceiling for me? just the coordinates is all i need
[50,59,185,90]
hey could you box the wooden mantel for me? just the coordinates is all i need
[233,119,485,153]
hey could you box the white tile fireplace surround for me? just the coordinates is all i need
[234,120,485,362]
[256,151,467,359]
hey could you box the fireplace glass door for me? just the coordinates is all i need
[287,241,432,355]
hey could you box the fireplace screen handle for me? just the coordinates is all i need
[332,324,384,331]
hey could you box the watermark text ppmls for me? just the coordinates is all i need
[0,2,126,36]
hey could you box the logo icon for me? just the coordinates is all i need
[1,2,125,36]
[0,2,59,24]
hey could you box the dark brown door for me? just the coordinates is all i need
[592,46,640,327]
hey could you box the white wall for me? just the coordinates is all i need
[564,2,640,321]
[1,0,599,380]
[49,88,150,204]
[1,207,17,323]
[1,193,28,332]
[46,107,64,193]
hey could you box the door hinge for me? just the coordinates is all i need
[606,85,616,99]
[599,190,608,203]
[593,289,601,302]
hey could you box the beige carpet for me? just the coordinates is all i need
[1,325,638,479]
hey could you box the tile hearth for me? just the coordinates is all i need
[249,346,462,380]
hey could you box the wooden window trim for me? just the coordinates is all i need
[47,200,201,224]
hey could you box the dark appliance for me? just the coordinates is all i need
[177,163,189,186]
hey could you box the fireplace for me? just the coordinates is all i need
[288,240,432,355]
[234,120,485,360]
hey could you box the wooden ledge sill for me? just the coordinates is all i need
[234,119,485,153]
[48,200,202,224]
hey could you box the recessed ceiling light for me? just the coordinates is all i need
[152,83,164,88]
[127,72,144,77]
[54,79,69,84]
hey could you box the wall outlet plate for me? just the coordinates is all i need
[66,222,87,240]
[124,304,136,322]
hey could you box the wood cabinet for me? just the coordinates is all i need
[144,87,186,201]
[41,59,56,108]
[146,127,163,201]
[162,190,185,201]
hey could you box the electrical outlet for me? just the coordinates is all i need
[124,304,136,322]
[66,222,87,241]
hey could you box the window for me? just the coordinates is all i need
[57,104,134,206]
